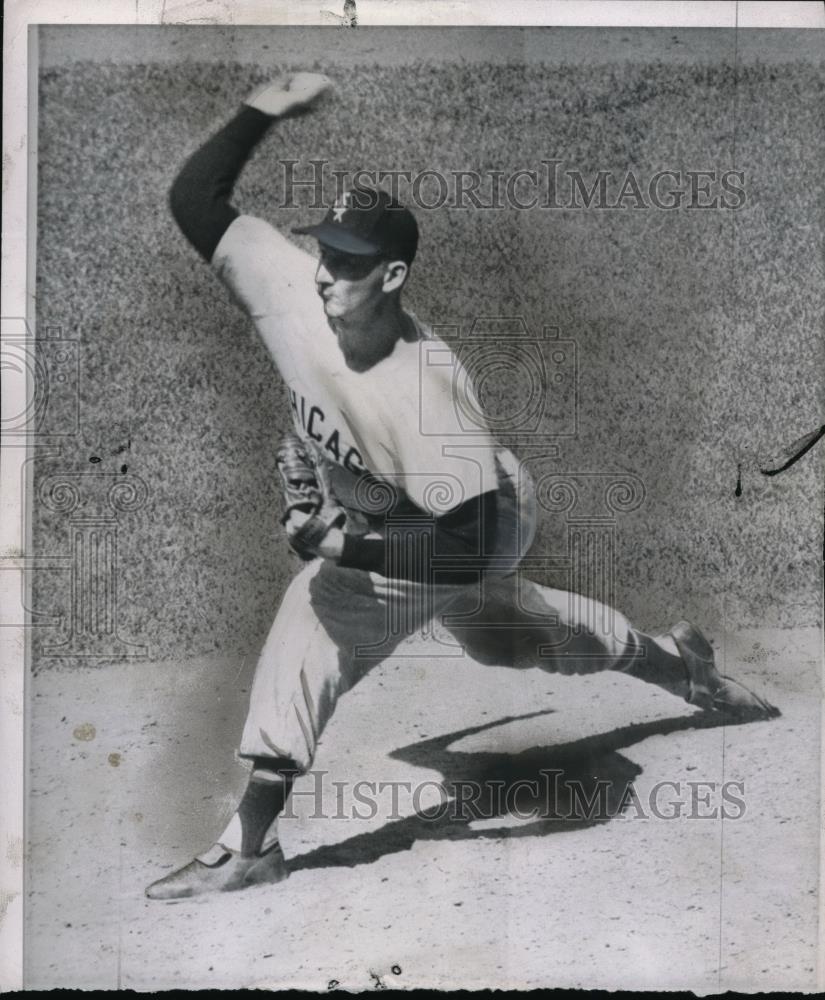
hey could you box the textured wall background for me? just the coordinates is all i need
[32,27,824,669]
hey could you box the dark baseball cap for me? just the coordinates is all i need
[292,186,419,264]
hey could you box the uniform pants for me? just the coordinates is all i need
[239,463,640,773]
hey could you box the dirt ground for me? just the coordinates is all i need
[25,625,821,991]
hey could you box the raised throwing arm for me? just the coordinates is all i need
[169,73,333,262]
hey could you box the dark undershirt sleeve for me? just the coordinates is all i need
[338,489,499,584]
[169,107,272,262]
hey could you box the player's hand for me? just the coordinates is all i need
[285,509,344,562]
[244,72,334,119]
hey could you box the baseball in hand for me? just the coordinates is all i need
[244,72,334,118]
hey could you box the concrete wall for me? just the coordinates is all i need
[32,27,824,668]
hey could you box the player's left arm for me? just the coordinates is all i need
[335,485,499,584]
[285,470,499,573]
[284,438,500,579]
[331,375,502,581]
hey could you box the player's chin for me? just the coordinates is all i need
[322,299,345,319]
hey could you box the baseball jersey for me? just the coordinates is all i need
[212,215,501,520]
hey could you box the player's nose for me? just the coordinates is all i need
[315,259,333,286]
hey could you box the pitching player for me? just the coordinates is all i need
[146,73,779,900]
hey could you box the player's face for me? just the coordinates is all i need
[314,246,388,319]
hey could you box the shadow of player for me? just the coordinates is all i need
[287,708,733,875]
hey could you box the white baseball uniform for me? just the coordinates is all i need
[212,215,636,772]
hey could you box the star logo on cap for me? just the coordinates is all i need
[332,191,354,223]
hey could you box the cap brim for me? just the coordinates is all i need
[291,221,381,255]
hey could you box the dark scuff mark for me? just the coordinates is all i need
[758,423,825,567]
[734,463,742,497]
[760,424,825,477]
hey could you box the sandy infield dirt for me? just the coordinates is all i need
[26,626,820,991]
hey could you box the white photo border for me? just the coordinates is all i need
[2,1,823,990]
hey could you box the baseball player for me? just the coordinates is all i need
[146,73,779,900]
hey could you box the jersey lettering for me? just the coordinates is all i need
[307,406,324,442]
[288,388,365,475]
[344,447,365,474]
[324,428,341,462]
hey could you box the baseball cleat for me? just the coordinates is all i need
[145,840,288,900]
[669,620,780,720]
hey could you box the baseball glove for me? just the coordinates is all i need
[276,432,346,560]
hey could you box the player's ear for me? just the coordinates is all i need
[381,259,408,294]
